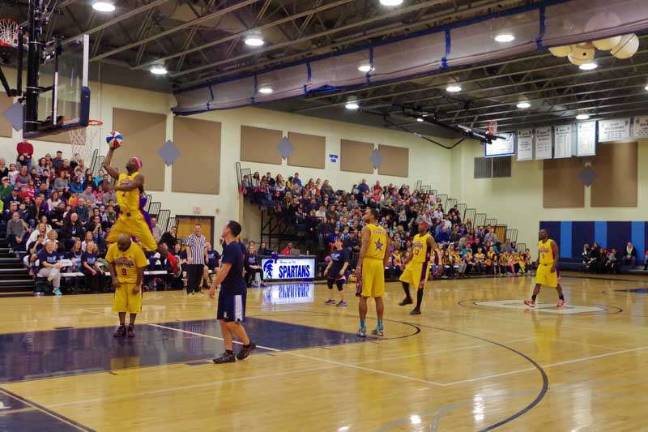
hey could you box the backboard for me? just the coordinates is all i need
[24,34,90,138]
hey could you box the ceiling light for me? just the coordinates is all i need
[345,101,359,110]
[149,64,167,75]
[579,62,598,71]
[358,64,374,73]
[494,33,515,43]
[516,101,531,109]
[576,113,590,120]
[446,84,462,93]
[416,117,424,122]
[258,85,273,95]
[92,1,115,12]
[379,0,404,6]
[244,34,264,47]
[645,84,648,91]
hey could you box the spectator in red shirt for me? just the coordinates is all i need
[281,242,293,256]
[16,140,34,168]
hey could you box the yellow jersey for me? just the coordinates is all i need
[106,242,148,284]
[364,223,387,260]
[116,171,141,213]
[410,233,431,264]
[538,239,555,265]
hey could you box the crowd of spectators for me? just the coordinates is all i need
[581,241,648,273]
[0,147,220,295]
[241,171,531,279]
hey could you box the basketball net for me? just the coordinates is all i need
[0,18,18,61]
[69,120,103,167]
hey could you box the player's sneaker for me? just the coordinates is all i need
[127,325,135,338]
[357,327,367,337]
[336,300,348,307]
[213,352,236,364]
[53,288,62,296]
[324,299,336,305]
[236,342,256,361]
[398,297,413,306]
[410,308,421,315]
[113,325,126,338]
[523,299,535,308]
[556,299,566,308]
[371,328,384,337]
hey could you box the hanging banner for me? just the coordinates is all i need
[598,118,630,142]
[517,129,533,161]
[485,132,515,157]
[553,124,573,159]
[576,121,596,157]
[534,126,553,160]
[632,116,648,139]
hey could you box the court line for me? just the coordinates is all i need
[146,323,281,352]
[0,387,94,431]
[47,364,340,409]
[441,344,648,386]
[150,322,447,386]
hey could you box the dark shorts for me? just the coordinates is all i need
[217,291,246,322]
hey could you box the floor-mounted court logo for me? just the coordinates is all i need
[475,300,606,314]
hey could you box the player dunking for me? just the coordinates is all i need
[106,234,148,338]
[356,208,390,337]
[209,221,256,364]
[399,219,436,315]
[524,228,566,308]
[102,144,157,252]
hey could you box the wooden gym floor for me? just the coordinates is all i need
[1,274,648,431]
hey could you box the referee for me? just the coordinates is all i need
[185,224,206,295]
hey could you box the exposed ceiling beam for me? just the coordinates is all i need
[63,0,173,44]
[91,0,260,62]
[136,0,357,71]
[174,0,521,87]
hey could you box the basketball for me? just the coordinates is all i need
[106,130,124,149]
[611,33,640,59]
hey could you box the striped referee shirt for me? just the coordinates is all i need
[186,234,206,265]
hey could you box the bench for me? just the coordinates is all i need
[35,270,174,294]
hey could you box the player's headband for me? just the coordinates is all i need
[131,157,143,169]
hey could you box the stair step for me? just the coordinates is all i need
[0,267,28,273]
[0,286,33,293]
[0,280,34,287]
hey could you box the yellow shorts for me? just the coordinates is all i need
[399,262,428,288]
[361,258,385,298]
[107,212,157,252]
[535,264,558,288]
[113,283,143,314]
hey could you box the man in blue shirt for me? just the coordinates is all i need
[209,221,256,364]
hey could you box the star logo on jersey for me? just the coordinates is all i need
[375,239,384,251]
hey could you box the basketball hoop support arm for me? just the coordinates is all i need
[24,0,46,134]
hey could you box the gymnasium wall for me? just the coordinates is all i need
[0,69,453,242]
[450,139,648,250]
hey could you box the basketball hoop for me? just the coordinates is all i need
[69,120,103,165]
[0,18,18,62]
